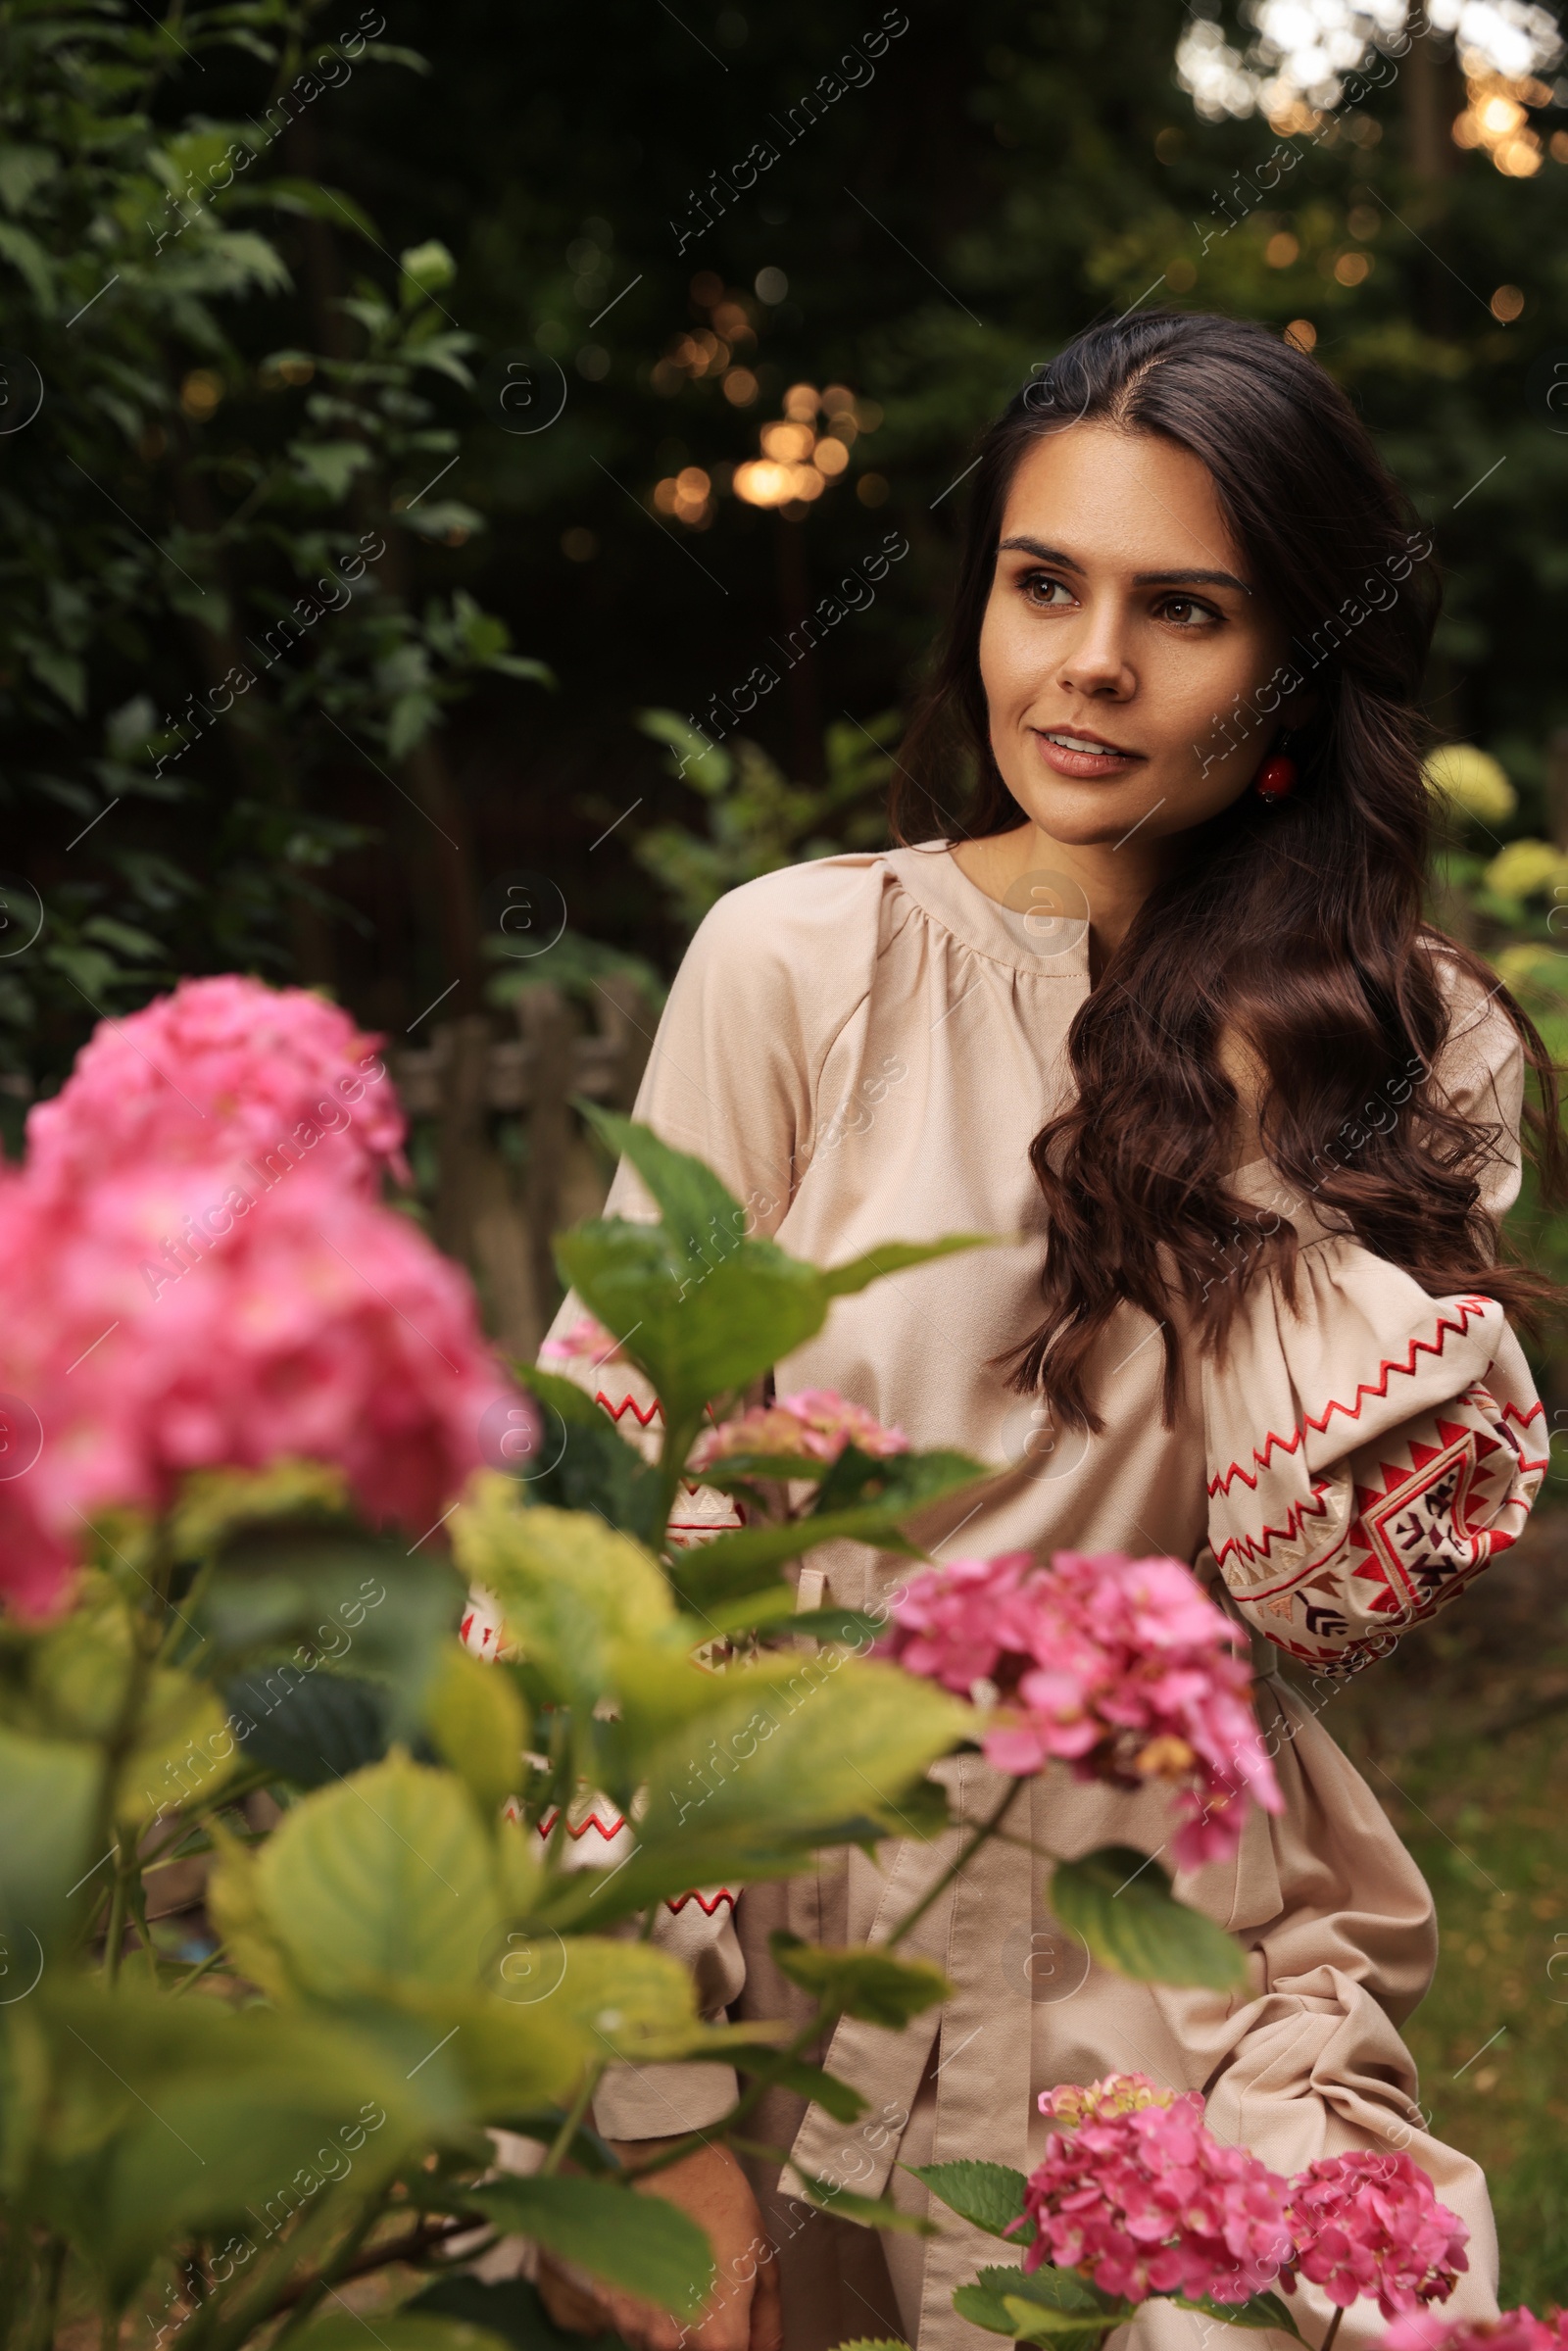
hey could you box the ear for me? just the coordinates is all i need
[1278,684,1319,735]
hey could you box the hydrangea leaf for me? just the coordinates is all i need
[422,1642,528,1818]
[468,2176,715,2317]
[794,2171,936,2233]
[535,1662,967,1928]
[449,1489,671,1717]
[905,2158,1033,2242]
[770,1934,952,2028]
[558,1116,998,1444]
[1003,2296,1122,2344]
[1048,1846,1249,1991]
[220,1665,390,1788]
[1170,2290,1303,2335]
[234,1751,501,2000]
[289,2318,512,2351]
[0,1723,100,1956]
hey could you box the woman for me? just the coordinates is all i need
[523,313,1561,2351]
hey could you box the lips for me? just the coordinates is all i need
[1034,726,1145,780]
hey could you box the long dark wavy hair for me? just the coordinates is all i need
[894,310,1566,1433]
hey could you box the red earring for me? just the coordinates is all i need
[1253,750,1298,802]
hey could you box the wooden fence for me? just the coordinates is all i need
[388,973,655,1362]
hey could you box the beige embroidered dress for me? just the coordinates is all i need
[511,843,1545,2351]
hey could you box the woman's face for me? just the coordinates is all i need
[978,422,1297,848]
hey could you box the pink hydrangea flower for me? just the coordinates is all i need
[1286,2152,1468,2321]
[882,1549,1282,1868]
[25,974,406,1199]
[1014,2072,1293,2305]
[0,983,516,1616]
[1382,2315,1568,2351]
[689,1389,909,1472]
[538,1315,628,1366]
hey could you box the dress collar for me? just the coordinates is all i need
[885,840,1093,981]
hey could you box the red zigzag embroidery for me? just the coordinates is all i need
[1208,1298,1496,1500]
[596,1389,662,1428]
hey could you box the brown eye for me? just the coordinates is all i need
[1159,595,1218,626]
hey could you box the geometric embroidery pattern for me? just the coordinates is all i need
[1208,1347,1547,1675]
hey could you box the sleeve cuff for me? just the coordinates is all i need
[592,2059,741,2140]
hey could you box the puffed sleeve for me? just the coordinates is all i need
[600,851,889,1227]
[477,859,887,2137]
[1200,963,1549,1676]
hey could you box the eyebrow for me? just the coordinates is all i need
[996,535,1252,596]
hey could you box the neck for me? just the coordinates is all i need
[950,820,1177,981]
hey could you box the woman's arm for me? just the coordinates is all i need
[1204,979,1547,1673]
[1201,1253,1545,1672]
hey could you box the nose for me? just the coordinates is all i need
[1056,598,1135,701]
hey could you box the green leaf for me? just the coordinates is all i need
[905,2160,1033,2243]
[772,1605,887,1647]
[0,220,55,306]
[1003,2297,1121,2344]
[669,1513,923,1613]
[0,143,57,215]
[400,237,458,302]
[220,1666,390,1788]
[79,915,163,960]
[679,1590,893,1655]
[558,1122,998,1452]
[817,1236,997,1298]
[218,1750,501,2000]
[38,1982,425,2293]
[423,1643,528,1817]
[600,1641,782,1771]
[673,1449,988,1614]
[770,1935,951,2028]
[577,1104,742,1260]
[290,438,375,499]
[118,1665,231,1831]
[811,1445,989,1518]
[389,689,441,759]
[696,1453,839,1500]
[695,1583,802,1634]
[291,2317,513,2351]
[637,708,734,792]
[451,1490,673,1718]
[1169,2290,1304,2336]
[513,1365,667,1546]
[554,1218,826,1442]
[538,1662,967,1929]
[686,1593,887,1649]
[407,2275,620,2350]
[795,2172,936,2234]
[690,2044,867,2121]
[469,2176,714,2317]
[1006,2269,1114,2315]
[190,1517,461,1740]
[952,2282,1021,2336]
[171,1460,354,1557]
[28,647,86,715]
[1048,1847,1249,1992]
[486,652,555,684]
[950,2271,1121,2342]
[247,178,378,237]
[0,1723,100,1955]
[402,499,485,541]
[488,1935,700,2063]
